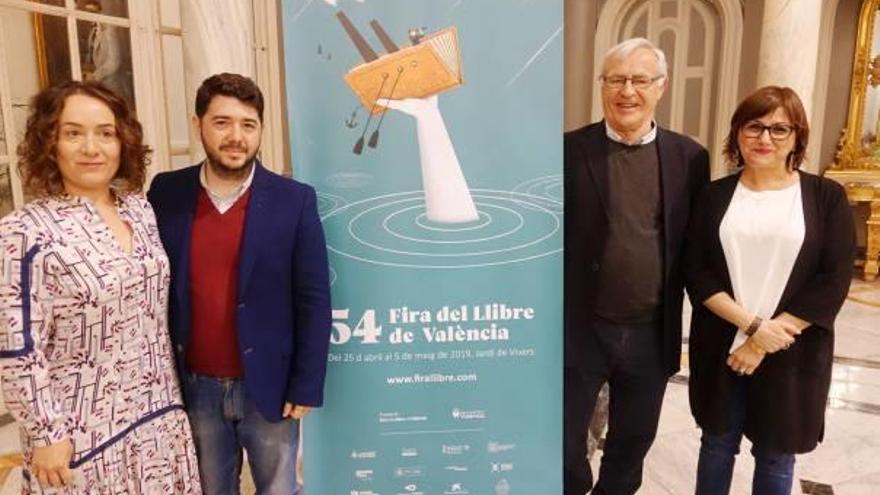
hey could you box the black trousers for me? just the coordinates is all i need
[564,315,669,495]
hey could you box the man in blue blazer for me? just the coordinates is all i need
[148,73,331,495]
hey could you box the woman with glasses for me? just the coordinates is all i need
[683,86,854,494]
[0,81,201,493]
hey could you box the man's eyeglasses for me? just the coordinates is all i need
[741,121,795,141]
[599,74,665,90]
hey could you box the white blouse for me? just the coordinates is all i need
[719,180,805,352]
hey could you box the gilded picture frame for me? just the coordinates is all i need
[831,0,880,174]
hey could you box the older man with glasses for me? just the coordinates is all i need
[564,37,710,494]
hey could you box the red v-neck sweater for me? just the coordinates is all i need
[186,188,251,378]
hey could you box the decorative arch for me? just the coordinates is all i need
[593,0,743,178]
[621,0,717,146]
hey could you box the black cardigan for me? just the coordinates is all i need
[684,171,855,453]
[564,122,709,376]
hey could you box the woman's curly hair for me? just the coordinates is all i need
[17,80,151,197]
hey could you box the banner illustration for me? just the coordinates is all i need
[283,0,563,492]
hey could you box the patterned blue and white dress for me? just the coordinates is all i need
[0,194,201,494]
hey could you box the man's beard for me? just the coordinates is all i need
[204,145,258,181]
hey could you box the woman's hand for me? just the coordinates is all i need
[749,318,798,353]
[727,339,766,375]
[31,438,73,488]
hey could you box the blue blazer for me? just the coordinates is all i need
[147,162,331,422]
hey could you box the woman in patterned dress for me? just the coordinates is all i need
[0,81,201,494]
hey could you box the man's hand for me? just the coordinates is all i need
[282,402,313,420]
[31,438,73,488]
[727,339,766,376]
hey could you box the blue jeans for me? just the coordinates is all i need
[184,374,301,495]
[695,377,795,495]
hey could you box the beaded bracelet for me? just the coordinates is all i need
[744,315,762,337]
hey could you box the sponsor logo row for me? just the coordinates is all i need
[375,407,489,424]
[354,461,513,481]
[350,441,514,460]
[349,478,511,495]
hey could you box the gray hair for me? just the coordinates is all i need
[602,37,668,77]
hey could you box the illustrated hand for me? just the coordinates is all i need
[31,438,73,488]
[282,402,313,420]
[727,339,766,376]
[749,318,797,353]
[376,95,439,117]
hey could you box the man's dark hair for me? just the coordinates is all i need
[195,73,264,122]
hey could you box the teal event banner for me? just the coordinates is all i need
[282,1,562,493]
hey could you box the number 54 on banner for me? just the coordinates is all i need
[331,309,382,345]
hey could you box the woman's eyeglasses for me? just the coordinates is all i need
[741,121,794,141]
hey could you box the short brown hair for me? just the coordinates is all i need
[17,80,150,197]
[724,86,809,170]
[195,73,264,122]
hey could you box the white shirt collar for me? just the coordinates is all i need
[605,121,658,145]
[199,161,256,214]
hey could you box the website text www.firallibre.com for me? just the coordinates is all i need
[386,372,479,385]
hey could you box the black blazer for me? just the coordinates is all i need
[684,171,855,453]
[564,122,710,376]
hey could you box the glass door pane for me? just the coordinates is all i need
[161,34,190,168]
[159,0,180,29]
[0,82,10,216]
[76,0,128,19]
[0,95,6,157]
[77,19,134,107]
[1,7,71,140]
[34,13,73,88]
[0,160,12,217]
